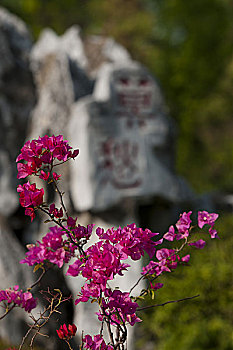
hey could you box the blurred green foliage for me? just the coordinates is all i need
[147,0,233,193]
[137,214,233,350]
[0,0,90,37]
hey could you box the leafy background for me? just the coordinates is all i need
[1,0,233,349]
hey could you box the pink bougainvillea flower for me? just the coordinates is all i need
[77,241,130,289]
[39,170,50,181]
[70,149,79,158]
[52,172,61,181]
[49,204,63,218]
[181,254,190,263]
[142,248,180,277]
[149,282,164,290]
[163,225,176,241]
[188,239,206,249]
[16,135,79,179]
[209,227,219,239]
[25,207,35,222]
[75,282,102,304]
[96,223,161,261]
[0,285,37,312]
[83,334,114,350]
[96,289,141,327]
[56,323,77,340]
[17,181,44,208]
[17,161,38,179]
[198,211,219,229]
[17,181,44,221]
[67,216,77,228]
[66,259,84,278]
[20,226,73,268]
[176,211,192,238]
[72,223,94,241]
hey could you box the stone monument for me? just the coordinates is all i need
[68,61,192,212]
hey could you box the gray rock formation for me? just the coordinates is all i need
[68,61,193,212]
[0,215,34,344]
[0,6,35,216]
[29,27,93,139]
[0,151,18,216]
[0,7,35,161]
[83,35,131,77]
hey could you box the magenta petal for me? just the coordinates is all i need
[188,239,206,249]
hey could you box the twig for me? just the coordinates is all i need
[129,274,145,296]
[27,267,47,291]
[52,179,69,218]
[65,339,74,350]
[0,304,15,320]
[19,289,69,350]
[137,294,200,311]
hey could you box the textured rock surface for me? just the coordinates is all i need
[0,7,35,160]
[0,7,35,216]
[0,216,34,344]
[68,61,193,212]
[29,27,93,139]
[0,151,18,216]
[84,35,131,77]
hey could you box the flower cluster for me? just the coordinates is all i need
[56,323,77,340]
[198,210,219,238]
[83,334,114,350]
[0,285,37,312]
[67,240,130,303]
[142,248,190,277]
[16,134,79,179]
[49,203,63,218]
[96,224,162,260]
[20,226,75,268]
[163,211,219,245]
[143,210,219,279]
[68,221,95,244]
[97,289,141,326]
[163,211,192,241]
[67,224,162,306]
[17,181,44,221]
[16,135,79,221]
[5,135,220,350]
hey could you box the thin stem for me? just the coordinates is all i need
[19,290,66,350]
[19,324,34,350]
[27,267,47,291]
[65,339,74,350]
[100,319,104,336]
[0,304,15,320]
[80,331,84,350]
[137,294,200,311]
[129,274,145,296]
[52,179,69,218]
[101,306,115,348]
